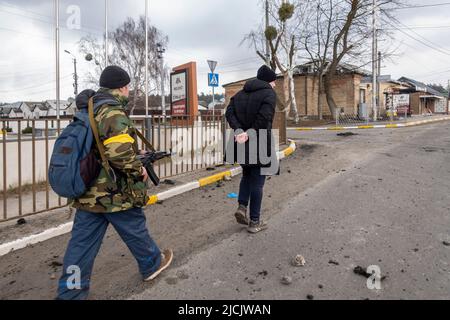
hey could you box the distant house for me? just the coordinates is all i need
[223,60,371,118]
[397,77,449,114]
[0,106,12,118]
[3,102,24,119]
[361,75,411,116]
[19,102,46,119]
[9,108,23,119]
[44,100,76,118]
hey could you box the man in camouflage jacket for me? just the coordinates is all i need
[57,66,173,300]
[71,87,148,212]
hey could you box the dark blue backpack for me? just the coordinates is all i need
[49,97,117,199]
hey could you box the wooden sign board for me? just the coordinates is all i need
[171,62,198,122]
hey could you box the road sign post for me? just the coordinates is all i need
[207,60,219,119]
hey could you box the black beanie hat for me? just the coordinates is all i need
[257,65,277,83]
[99,66,131,89]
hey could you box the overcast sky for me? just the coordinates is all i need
[1,0,450,103]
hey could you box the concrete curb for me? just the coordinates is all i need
[288,116,450,131]
[0,141,297,257]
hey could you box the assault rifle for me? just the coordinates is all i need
[137,151,172,186]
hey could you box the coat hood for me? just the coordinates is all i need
[75,89,121,111]
[75,89,96,110]
[243,79,273,93]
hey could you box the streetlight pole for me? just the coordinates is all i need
[64,50,79,96]
[265,0,271,66]
[157,43,166,117]
[55,0,60,121]
[104,0,109,66]
[145,0,149,119]
[371,0,378,122]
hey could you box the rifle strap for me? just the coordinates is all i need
[134,127,156,153]
[88,97,116,182]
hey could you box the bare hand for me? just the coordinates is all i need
[235,132,249,144]
[141,167,149,182]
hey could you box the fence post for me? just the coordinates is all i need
[335,108,339,127]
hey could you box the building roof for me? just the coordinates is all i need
[398,77,447,97]
[361,75,404,85]
[223,60,370,87]
[0,107,12,115]
[295,60,371,76]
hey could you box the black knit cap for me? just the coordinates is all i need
[99,66,131,89]
[257,65,277,83]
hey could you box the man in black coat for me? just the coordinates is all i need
[225,65,279,234]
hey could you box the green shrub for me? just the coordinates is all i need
[22,127,33,134]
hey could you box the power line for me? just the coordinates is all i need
[383,25,450,30]
[393,2,450,10]
[0,3,104,34]
[383,19,450,57]
[1,74,72,93]
[389,16,450,55]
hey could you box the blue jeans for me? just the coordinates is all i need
[238,166,267,222]
[57,207,161,300]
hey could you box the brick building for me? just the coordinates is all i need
[223,62,371,118]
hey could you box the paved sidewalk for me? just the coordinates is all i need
[288,115,450,131]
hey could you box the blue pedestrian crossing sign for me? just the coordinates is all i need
[208,73,219,87]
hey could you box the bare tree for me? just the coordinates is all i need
[79,16,168,114]
[243,0,304,123]
[301,0,402,118]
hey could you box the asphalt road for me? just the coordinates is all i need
[1,122,449,300]
[133,123,450,300]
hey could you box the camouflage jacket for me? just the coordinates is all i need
[71,89,149,213]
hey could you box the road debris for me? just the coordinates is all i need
[258,270,268,277]
[49,261,63,268]
[163,179,176,185]
[291,255,306,267]
[307,294,314,300]
[353,266,387,281]
[337,132,358,137]
[281,276,293,285]
[17,218,27,226]
[328,260,340,266]
[176,270,190,280]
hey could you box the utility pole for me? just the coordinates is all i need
[447,79,450,98]
[371,0,378,122]
[64,50,78,96]
[145,0,149,119]
[104,0,109,65]
[377,51,381,110]
[157,43,166,117]
[265,0,271,66]
[55,0,60,121]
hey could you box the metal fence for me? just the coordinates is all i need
[0,115,226,222]
[333,107,445,127]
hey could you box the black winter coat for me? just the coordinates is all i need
[225,79,279,172]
